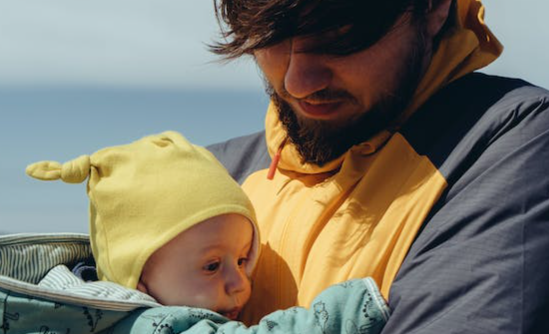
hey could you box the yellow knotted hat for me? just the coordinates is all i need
[26,131,259,289]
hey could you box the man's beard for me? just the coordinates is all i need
[268,31,426,166]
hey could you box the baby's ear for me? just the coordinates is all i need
[136,279,149,294]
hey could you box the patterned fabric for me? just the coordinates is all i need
[0,233,159,311]
[38,265,158,304]
[0,290,131,334]
[110,278,390,334]
[0,233,390,334]
[0,233,91,284]
[1,278,388,334]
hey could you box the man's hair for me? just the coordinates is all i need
[210,0,445,59]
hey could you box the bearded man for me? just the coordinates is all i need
[208,0,549,332]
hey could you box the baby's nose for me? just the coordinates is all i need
[225,267,249,295]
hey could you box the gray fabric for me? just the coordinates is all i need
[387,74,549,334]
[38,265,158,304]
[0,233,91,284]
[0,233,160,311]
[207,132,271,185]
[112,278,390,334]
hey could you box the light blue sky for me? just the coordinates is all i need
[1,1,548,90]
[0,0,548,233]
[0,0,262,90]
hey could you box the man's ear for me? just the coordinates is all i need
[425,0,454,37]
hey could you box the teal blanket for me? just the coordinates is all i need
[0,233,390,334]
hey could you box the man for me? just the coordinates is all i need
[208,0,549,333]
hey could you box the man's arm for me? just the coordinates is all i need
[386,74,549,334]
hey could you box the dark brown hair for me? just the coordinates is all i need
[210,0,434,59]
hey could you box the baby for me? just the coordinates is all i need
[23,131,391,334]
[26,131,260,320]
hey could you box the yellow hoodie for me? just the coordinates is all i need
[241,0,502,324]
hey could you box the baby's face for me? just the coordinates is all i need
[137,213,253,320]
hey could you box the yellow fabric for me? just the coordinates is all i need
[242,134,447,323]
[241,0,501,324]
[399,0,503,123]
[26,131,259,289]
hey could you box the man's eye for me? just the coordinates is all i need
[203,262,220,273]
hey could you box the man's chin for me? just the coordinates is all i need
[275,97,362,166]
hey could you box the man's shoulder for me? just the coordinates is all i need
[387,73,549,333]
[401,72,549,175]
[403,72,549,141]
[207,131,270,184]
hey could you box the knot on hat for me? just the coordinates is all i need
[26,155,91,184]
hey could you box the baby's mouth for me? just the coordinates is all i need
[220,307,241,320]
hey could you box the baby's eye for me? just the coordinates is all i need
[203,262,220,273]
[237,257,248,267]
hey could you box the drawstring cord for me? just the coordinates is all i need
[267,138,287,180]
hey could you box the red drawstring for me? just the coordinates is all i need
[267,140,286,180]
[267,147,282,180]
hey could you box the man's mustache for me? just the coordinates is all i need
[278,86,359,105]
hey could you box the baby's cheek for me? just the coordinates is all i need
[188,289,222,311]
[243,280,252,304]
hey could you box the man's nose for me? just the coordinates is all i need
[284,40,332,99]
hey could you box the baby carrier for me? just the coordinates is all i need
[0,233,228,334]
[0,233,389,334]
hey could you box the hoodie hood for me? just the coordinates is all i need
[265,0,503,175]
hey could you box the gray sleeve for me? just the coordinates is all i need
[207,131,271,185]
[383,86,549,334]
